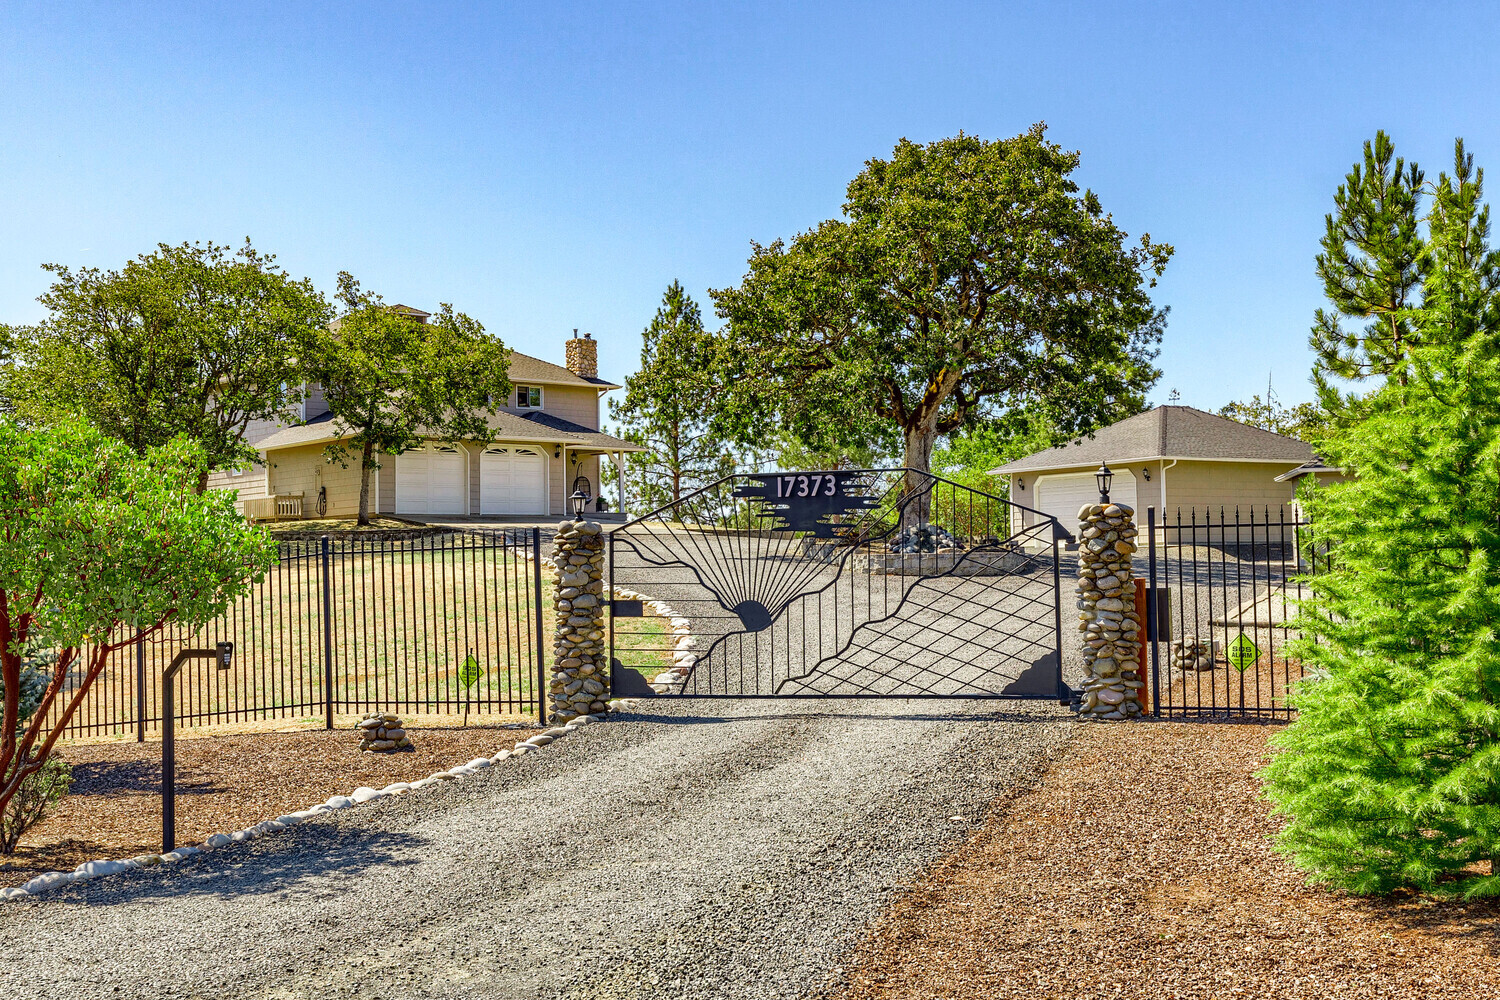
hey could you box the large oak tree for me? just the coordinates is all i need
[709,126,1171,507]
[3,241,331,490]
[303,274,511,525]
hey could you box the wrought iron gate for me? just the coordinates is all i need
[608,469,1069,700]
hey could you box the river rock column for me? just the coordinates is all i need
[1075,502,1144,720]
[550,519,608,723]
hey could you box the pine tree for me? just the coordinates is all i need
[1311,131,1425,401]
[608,282,735,513]
[1265,143,1500,898]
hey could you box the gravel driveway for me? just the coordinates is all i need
[3,519,1075,1000]
[1,698,1072,1000]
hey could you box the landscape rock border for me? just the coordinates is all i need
[0,713,608,904]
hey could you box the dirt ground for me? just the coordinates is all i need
[2,720,541,889]
[835,721,1500,1000]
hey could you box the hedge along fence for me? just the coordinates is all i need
[49,529,552,739]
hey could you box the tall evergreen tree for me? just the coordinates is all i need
[1265,142,1500,898]
[609,282,735,513]
[1311,131,1425,392]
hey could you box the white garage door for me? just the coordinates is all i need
[395,444,467,516]
[1034,470,1137,536]
[480,446,548,515]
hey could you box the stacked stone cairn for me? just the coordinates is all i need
[550,519,608,723]
[1170,637,1216,671]
[1075,502,1144,720]
[356,713,412,752]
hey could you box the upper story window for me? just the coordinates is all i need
[515,385,543,409]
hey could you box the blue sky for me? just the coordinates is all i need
[3,2,1498,412]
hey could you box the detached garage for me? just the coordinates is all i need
[396,443,467,516]
[480,446,548,514]
[989,406,1333,540]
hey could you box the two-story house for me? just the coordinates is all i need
[209,323,643,519]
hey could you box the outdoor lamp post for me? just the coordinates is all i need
[1095,463,1114,504]
[162,641,233,852]
[569,489,589,519]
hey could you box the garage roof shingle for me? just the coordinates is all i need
[989,406,1313,475]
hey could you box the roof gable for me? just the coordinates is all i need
[990,406,1313,474]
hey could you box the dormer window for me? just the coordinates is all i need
[516,386,542,409]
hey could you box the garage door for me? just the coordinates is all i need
[395,444,467,515]
[480,446,548,515]
[1034,470,1137,536]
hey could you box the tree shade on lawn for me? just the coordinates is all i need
[0,418,276,842]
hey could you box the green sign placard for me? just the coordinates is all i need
[1227,633,1260,672]
[458,652,484,689]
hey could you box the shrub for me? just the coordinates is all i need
[0,753,72,854]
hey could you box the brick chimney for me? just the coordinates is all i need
[565,329,598,379]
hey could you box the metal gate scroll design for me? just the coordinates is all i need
[608,469,1069,700]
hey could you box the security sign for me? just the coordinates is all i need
[1227,632,1260,672]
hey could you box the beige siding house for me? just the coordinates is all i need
[216,328,644,520]
[989,406,1340,539]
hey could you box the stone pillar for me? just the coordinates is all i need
[550,518,608,722]
[1075,502,1144,719]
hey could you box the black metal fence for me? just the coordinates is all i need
[1144,505,1325,720]
[52,528,549,739]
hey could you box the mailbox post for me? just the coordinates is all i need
[162,642,233,852]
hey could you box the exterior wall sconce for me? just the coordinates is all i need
[553,445,561,458]
[1095,463,1113,504]
[1142,468,1151,482]
[1016,478,1025,491]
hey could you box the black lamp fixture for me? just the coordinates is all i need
[1016,478,1025,491]
[162,642,233,852]
[569,488,589,518]
[1142,467,1151,482]
[1095,462,1114,504]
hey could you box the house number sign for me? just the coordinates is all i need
[732,470,881,537]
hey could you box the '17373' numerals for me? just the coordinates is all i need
[776,474,838,498]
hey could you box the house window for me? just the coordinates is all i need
[516,386,542,408]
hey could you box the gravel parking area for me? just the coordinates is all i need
[0,697,1073,1000]
[833,721,1500,1000]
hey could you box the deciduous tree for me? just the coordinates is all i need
[304,274,511,525]
[0,418,276,839]
[4,241,331,489]
[709,127,1170,516]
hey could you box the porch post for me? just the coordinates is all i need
[614,451,625,515]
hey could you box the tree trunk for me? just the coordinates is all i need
[357,439,375,526]
[902,417,940,530]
